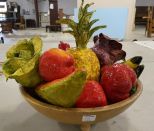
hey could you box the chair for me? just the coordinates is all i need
[14,16,25,29]
[143,6,154,37]
[1,22,13,33]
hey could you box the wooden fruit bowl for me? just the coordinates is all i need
[19,80,142,131]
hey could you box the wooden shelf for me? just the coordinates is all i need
[135,6,148,25]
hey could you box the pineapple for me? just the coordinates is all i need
[57,0,106,81]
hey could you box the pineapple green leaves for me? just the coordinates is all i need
[57,0,106,49]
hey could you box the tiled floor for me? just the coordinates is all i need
[126,25,154,41]
[0,28,75,45]
[1,25,154,45]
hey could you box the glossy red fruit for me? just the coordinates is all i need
[123,65,137,86]
[39,48,75,82]
[58,41,70,51]
[101,64,137,103]
[76,81,107,108]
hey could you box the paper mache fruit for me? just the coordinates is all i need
[100,64,137,103]
[92,33,126,67]
[39,48,75,82]
[57,0,106,81]
[76,80,107,108]
[2,36,43,87]
[35,70,87,108]
[67,48,100,81]
[58,41,70,51]
[6,36,42,59]
[2,55,42,87]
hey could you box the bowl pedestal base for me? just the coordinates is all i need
[81,124,91,131]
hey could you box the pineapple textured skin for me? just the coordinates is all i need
[67,48,100,81]
[57,0,105,81]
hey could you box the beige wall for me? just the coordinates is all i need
[77,0,136,38]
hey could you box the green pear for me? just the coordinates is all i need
[35,70,87,108]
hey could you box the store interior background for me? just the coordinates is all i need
[0,0,154,44]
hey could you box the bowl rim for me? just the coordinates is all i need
[20,80,143,113]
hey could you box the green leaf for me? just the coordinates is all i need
[78,6,83,20]
[130,86,137,95]
[83,11,95,22]
[89,25,107,38]
[57,1,107,49]
[78,1,94,21]
[63,30,75,36]
[78,11,95,32]
[56,19,77,31]
[87,19,99,30]
[78,0,84,20]
[83,3,94,13]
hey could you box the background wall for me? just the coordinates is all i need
[58,0,77,15]
[38,0,77,15]
[77,0,136,39]
[136,0,154,6]
[38,0,49,13]
[74,8,128,40]
[8,0,36,20]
